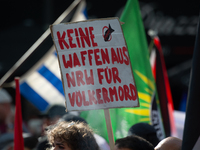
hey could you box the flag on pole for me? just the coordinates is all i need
[14,77,24,150]
[182,13,200,150]
[19,0,87,112]
[80,0,165,142]
[20,49,65,111]
[149,35,177,137]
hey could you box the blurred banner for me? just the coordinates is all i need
[81,0,165,142]
[182,13,200,150]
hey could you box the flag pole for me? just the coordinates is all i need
[148,30,156,53]
[0,0,82,88]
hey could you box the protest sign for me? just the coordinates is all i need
[50,17,139,111]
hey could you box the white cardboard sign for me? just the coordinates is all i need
[50,17,139,111]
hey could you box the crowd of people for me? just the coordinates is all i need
[0,88,182,150]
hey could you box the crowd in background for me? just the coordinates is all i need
[0,88,182,150]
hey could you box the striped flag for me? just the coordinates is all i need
[20,49,65,111]
[19,0,87,112]
[149,35,177,137]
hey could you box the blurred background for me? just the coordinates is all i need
[0,0,200,121]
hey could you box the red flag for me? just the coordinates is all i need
[14,77,24,150]
[150,36,177,137]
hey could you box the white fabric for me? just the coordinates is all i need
[94,134,110,150]
[173,110,185,139]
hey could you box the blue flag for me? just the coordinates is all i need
[20,0,87,112]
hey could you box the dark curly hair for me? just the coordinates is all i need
[46,121,99,150]
[115,135,154,150]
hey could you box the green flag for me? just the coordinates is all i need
[80,0,165,143]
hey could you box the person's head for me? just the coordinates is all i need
[154,136,182,150]
[23,133,38,150]
[114,135,154,150]
[59,114,87,124]
[41,104,68,134]
[128,123,159,147]
[36,136,51,150]
[46,121,99,150]
[59,114,110,150]
[0,89,12,123]
[42,104,68,123]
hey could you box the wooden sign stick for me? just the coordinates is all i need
[104,109,115,150]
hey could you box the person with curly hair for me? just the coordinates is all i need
[46,121,100,150]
